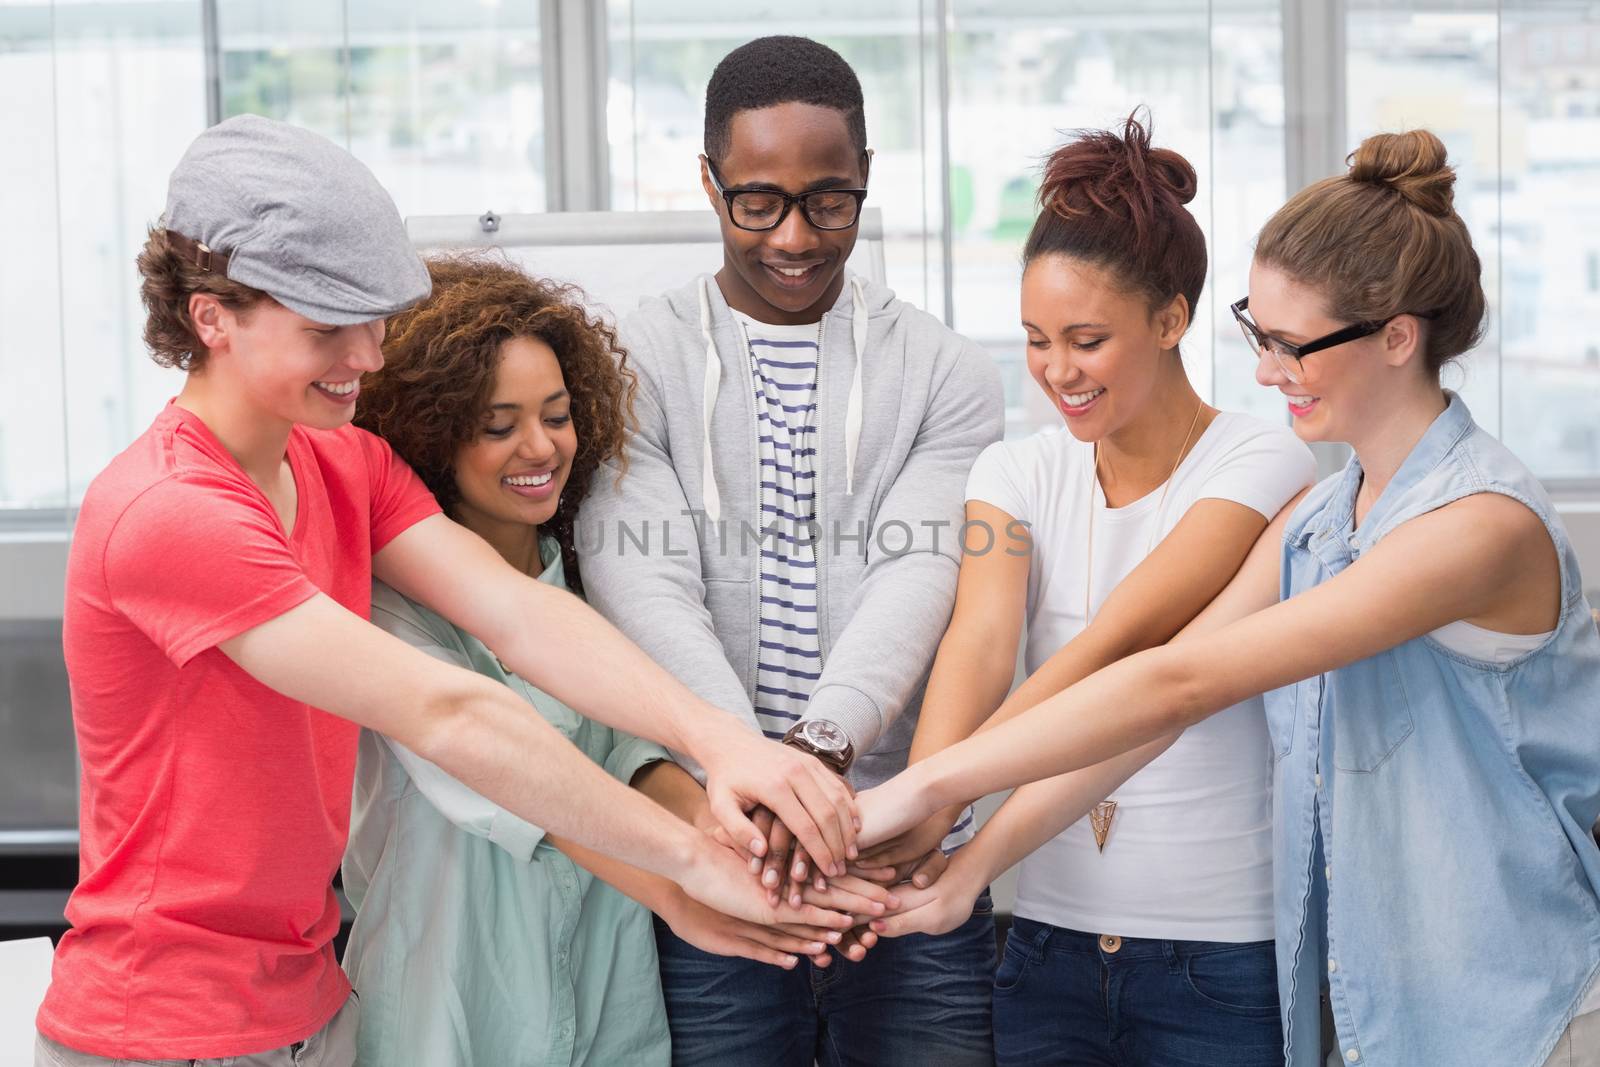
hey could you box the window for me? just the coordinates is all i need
[218,0,548,215]
[35,2,208,512]
[0,0,70,512]
[942,1,1286,437]
[1,0,547,512]
[5,0,1599,515]
[603,2,1287,440]
[1346,0,1600,481]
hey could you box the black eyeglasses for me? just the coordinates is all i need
[703,156,868,233]
[1230,296,1429,384]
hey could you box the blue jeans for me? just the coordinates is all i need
[993,917,1283,1067]
[655,890,996,1066]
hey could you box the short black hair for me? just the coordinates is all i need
[704,36,868,164]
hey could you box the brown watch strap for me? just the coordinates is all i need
[166,230,231,275]
[786,740,851,775]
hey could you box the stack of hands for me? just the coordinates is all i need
[662,738,992,970]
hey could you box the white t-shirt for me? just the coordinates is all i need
[966,412,1316,942]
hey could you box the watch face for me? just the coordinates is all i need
[803,719,849,753]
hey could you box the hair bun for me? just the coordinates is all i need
[1038,109,1197,241]
[1347,130,1456,217]
[1147,146,1198,207]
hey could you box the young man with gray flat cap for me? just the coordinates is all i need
[33,114,859,1067]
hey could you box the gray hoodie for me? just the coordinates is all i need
[576,273,1004,792]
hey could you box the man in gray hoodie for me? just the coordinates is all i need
[577,36,1004,1065]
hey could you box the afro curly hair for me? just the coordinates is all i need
[354,254,636,594]
[703,36,868,164]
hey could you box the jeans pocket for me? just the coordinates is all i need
[1180,941,1281,1018]
[993,925,1040,994]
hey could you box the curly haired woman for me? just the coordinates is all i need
[341,257,872,1067]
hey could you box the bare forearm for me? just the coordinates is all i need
[908,635,1018,764]
[491,582,733,764]
[548,832,680,915]
[979,614,1167,736]
[961,735,1178,884]
[545,763,714,912]
[631,760,711,826]
[985,639,1112,735]
[416,680,702,882]
[916,644,1211,812]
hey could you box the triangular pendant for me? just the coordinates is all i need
[1090,800,1117,853]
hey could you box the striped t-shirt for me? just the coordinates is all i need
[735,311,825,742]
[733,310,976,852]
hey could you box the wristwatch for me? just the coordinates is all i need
[783,719,855,775]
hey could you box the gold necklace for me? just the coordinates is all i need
[1082,398,1207,852]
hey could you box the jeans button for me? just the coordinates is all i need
[1099,934,1122,953]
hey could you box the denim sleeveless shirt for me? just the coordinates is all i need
[1271,394,1600,1067]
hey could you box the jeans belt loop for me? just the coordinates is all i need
[1030,922,1052,961]
[1162,939,1182,974]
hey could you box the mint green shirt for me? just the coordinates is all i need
[341,540,672,1067]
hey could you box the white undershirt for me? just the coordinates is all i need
[1428,618,1550,662]
[967,413,1316,942]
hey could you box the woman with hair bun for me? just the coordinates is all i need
[863,128,1600,1067]
[856,112,1314,1065]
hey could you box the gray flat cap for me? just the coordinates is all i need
[162,114,430,325]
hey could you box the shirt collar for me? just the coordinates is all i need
[1290,391,1475,553]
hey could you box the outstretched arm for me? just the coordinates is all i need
[374,512,859,877]
[223,592,785,917]
[860,490,1555,847]
[862,494,1277,869]
[868,494,1297,935]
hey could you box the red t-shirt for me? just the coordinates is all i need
[37,403,440,1059]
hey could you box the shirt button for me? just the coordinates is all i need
[1315,773,1324,788]
[1328,959,1338,973]
[1345,1050,1360,1063]
[1325,865,1332,880]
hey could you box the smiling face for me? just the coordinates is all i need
[1246,260,1419,445]
[193,295,386,430]
[451,336,577,545]
[704,101,866,325]
[1021,254,1188,443]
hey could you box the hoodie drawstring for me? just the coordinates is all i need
[697,276,723,523]
[845,277,867,499]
